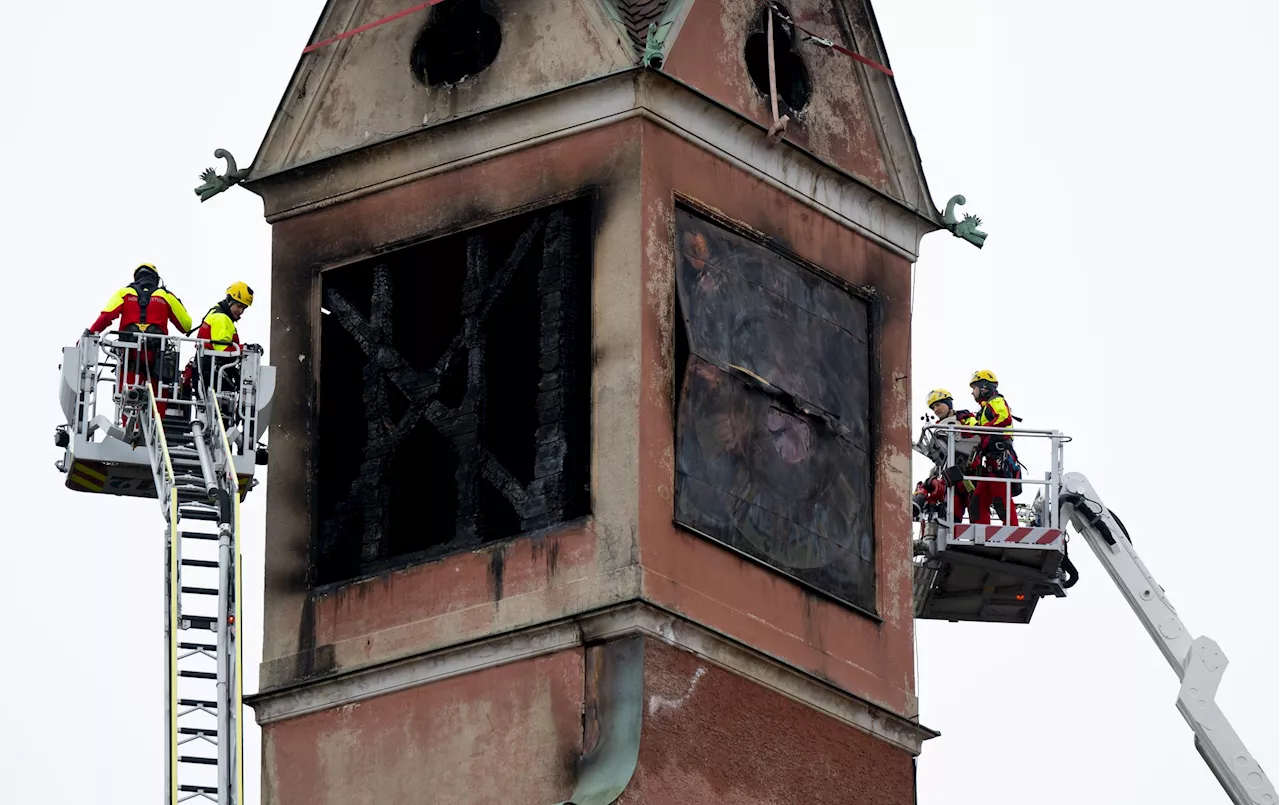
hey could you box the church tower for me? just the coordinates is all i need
[241,0,944,800]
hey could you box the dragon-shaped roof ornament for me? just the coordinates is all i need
[942,194,987,249]
[194,149,249,202]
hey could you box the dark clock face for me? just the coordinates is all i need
[673,208,876,614]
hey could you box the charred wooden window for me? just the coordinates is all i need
[411,0,502,87]
[744,5,811,116]
[673,208,876,614]
[314,201,592,586]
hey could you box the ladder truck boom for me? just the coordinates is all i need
[55,331,272,804]
[911,424,1275,805]
[1058,473,1276,805]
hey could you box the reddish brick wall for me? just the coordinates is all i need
[258,639,913,805]
[309,527,598,667]
[261,650,584,805]
[623,640,914,805]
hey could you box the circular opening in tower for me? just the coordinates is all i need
[411,0,502,87]
[744,5,811,116]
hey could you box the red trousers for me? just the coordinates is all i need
[970,478,1018,525]
[116,350,167,420]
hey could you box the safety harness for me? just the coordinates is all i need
[973,394,1025,497]
[122,280,161,334]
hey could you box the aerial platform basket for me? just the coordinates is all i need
[911,419,1276,803]
[55,332,275,500]
[912,424,1073,624]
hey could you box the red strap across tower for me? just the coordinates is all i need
[763,1,894,76]
[302,0,444,53]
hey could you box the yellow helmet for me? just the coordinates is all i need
[925,389,953,408]
[970,369,998,385]
[226,281,254,307]
[134,263,159,281]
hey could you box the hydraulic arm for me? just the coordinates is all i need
[1059,472,1276,805]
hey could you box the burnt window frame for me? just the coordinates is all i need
[306,192,596,591]
[743,3,813,117]
[669,198,882,619]
[411,0,503,87]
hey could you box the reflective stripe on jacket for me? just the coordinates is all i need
[976,395,1012,429]
[196,306,240,353]
[89,286,192,335]
[968,395,1015,470]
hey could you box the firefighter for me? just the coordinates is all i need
[913,389,978,521]
[928,388,974,424]
[966,370,1021,525]
[182,282,253,398]
[87,264,192,419]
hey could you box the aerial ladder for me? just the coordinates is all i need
[912,423,1277,805]
[55,331,275,805]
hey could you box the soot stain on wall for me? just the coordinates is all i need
[312,199,594,587]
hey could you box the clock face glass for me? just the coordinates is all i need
[673,208,876,614]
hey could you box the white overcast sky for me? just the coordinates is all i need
[1,1,1275,804]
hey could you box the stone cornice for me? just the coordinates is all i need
[245,71,941,260]
[246,601,939,754]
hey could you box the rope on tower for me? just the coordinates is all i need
[761,0,894,77]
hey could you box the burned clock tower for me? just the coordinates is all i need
[236,0,949,800]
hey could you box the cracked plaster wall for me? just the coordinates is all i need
[255,0,635,177]
[662,0,899,198]
[261,650,584,805]
[622,640,914,805]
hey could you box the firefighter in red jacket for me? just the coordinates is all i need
[966,369,1021,525]
[87,264,192,418]
[182,282,253,396]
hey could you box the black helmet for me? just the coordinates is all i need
[971,380,997,402]
[133,263,160,284]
